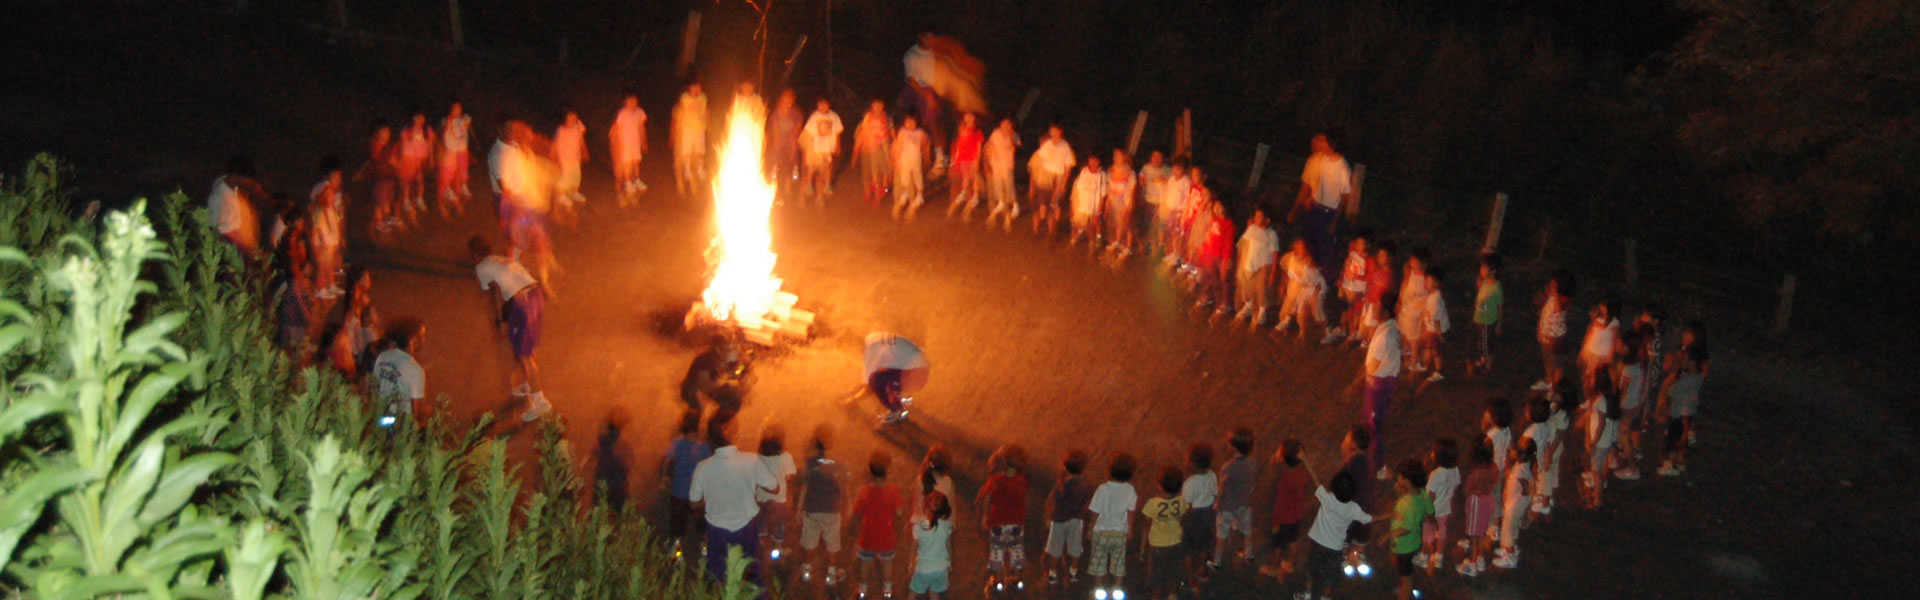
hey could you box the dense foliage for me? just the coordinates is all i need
[0,156,757,598]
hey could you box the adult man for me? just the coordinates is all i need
[371,317,427,426]
[681,335,742,413]
[1362,294,1403,477]
[800,99,845,203]
[766,90,805,192]
[1026,125,1076,235]
[1293,133,1354,277]
[689,419,780,583]
[671,84,709,198]
[470,236,550,421]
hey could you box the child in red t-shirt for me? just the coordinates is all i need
[976,444,1031,590]
[1262,438,1312,580]
[851,451,905,598]
[1356,242,1398,348]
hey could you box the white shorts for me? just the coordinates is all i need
[1044,518,1085,558]
[800,512,842,552]
[1215,506,1253,538]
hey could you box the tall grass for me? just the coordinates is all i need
[0,155,760,599]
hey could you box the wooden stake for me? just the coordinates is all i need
[1015,89,1041,126]
[448,0,463,49]
[1773,274,1796,335]
[1348,163,1367,221]
[1247,143,1271,190]
[1126,111,1149,158]
[1482,192,1508,253]
[677,11,702,78]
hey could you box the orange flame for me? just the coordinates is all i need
[701,95,783,328]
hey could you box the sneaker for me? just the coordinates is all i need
[1427,372,1445,383]
[1530,380,1551,391]
[1046,569,1059,586]
[1657,462,1679,476]
[1320,329,1346,345]
[511,383,532,397]
[825,566,839,586]
[1456,561,1479,577]
[881,582,893,598]
[1491,550,1519,569]
[1412,553,1429,569]
[1456,539,1471,552]
[1410,362,1428,373]
[1377,466,1395,481]
[1068,565,1079,581]
[521,392,551,422]
[1613,467,1641,481]
[800,563,814,582]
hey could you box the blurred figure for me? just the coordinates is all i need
[983,119,1021,232]
[437,99,474,217]
[1157,158,1191,261]
[1231,209,1280,329]
[766,89,804,194]
[470,235,551,422]
[890,115,929,221]
[274,225,316,362]
[1291,132,1353,277]
[207,154,266,257]
[308,156,348,300]
[1027,125,1075,236]
[396,108,437,225]
[1067,155,1106,248]
[946,112,985,220]
[362,119,401,235]
[853,99,894,207]
[325,267,381,379]
[1104,149,1137,255]
[672,84,709,198]
[1139,151,1171,252]
[800,99,844,204]
[611,93,651,202]
[552,109,589,225]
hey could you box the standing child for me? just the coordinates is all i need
[853,100,894,207]
[1381,459,1435,600]
[1579,299,1621,394]
[670,85,708,198]
[757,427,798,559]
[1418,439,1460,574]
[796,426,846,585]
[395,109,437,224]
[1232,211,1281,329]
[1470,254,1505,376]
[1157,159,1191,260]
[946,112,986,220]
[1197,200,1235,318]
[1142,467,1190,600]
[1068,156,1107,247]
[983,119,1021,231]
[890,115,929,221]
[800,99,844,204]
[1658,323,1710,477]
[363,120,399,234]
[1397,249,1431,373]
[1323,234,1371,345]
[1612,332,1649,480]
[663,413,713,559]
[438,100,473,216]
[909,491,954,600]
[1180,444,1219,582]
[1139,151,1171,251]
[1301,469,1371,600]
[1087,453,1140,600]
[1492,439,1536,569]
[1532,269,1576,391]
[551,110,589,225]
[976,444,1031,591]
[1453,442,1499,576]
[308,157,348,299]
[1105,149,1139,255]
[1261,438,1312,580]
[850,451,905,599]
[1355,242,1398,349]
[609,93,650,202]
[1043,450,1093,586]
[1523,391,1570,522]
[1027,125,1076,235]
[1274,238,1328,338]
[1580,377,1622,509]
[918,446,957,520]
[1421,268,1451,383]
[1213,428,1258,568]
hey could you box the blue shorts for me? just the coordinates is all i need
[910,570,950,594]
[857,548,896,562]
[505,286,545,359]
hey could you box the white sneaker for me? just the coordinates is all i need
[1427,372,1445,383]
[1491,550,1519,569]
[800,563,814,582]
[1456,561,1480,577]
[1613,467,1641,480]
[511,383,532,397]
[1320,329,1346,345]
[1410,362,1428,373]
[1412,553,1429,569]
[825,566,839,586]
[1530,380,1551,391]
[1456,539,1471,551]
[521,392,551,422]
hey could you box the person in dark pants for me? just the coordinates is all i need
[1291,133,1355,279]
[682,335,740,413]
[689,418,778,585]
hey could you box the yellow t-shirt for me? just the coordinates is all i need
[1142,496,1188,548]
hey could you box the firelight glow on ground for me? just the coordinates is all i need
[700,96,784,328]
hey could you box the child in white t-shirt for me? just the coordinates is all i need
[1086,453,1138,599]
[891,116,930,221]
[1421,269,1451,383]
[1579,299,1620,394]
[1068,157,1107,248]
[1580,380,1622,509]
[1418,439,1461,574]
[551,111,589,225]
[1493,439,1534,569]
[758,427,799,556]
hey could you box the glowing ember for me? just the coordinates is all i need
[701,95,785,329]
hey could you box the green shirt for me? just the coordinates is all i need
[1474,280,1504,325]
[1391,492,1435,554]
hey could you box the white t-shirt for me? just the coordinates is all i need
[372,348,425,412]
[554,121,587,163]
[1238,227,1279,274]
[802,110,844,155]
[1300,153,1353,210]
[911,516,953,574]
[986,129,1017,172]
[689,446,778,531]
[1159,175,1190,220]
[1367,319,1404,377]
[1071,168,1106,215]
[1621,363,1648,410]
[1306,485,1372,550]
[207,176,248,235]
[475,256,536,301]
[487,140,512,194]
[757,451,798,503]
[1523,421,1557,460]
[1180,472,1219,510]
[1426,467,1461,517]
[1088,480,1138,533]
[1583,318,1619,359]
[443,114,471,151]
[1030,138,1076,176]
[1426,289,1450,334]
[1486,427,1512,472]
[893,128,929,171]
[1140,164,1171,206]
[307,181,344,249]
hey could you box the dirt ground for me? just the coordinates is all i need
[3,4,1915,599]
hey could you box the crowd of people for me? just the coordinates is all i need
[205,76,1714,599]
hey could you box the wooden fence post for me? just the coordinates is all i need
[1015,89,1041,126]
[676,11,702,78]
[1482,192,1508,253]
[1173,108,1193,160]
[1347,163,1366,221]
[1773,274,1796,335]
[1126,111,1149,158]
[448,0,463,49]
[1247,143,1271,190]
